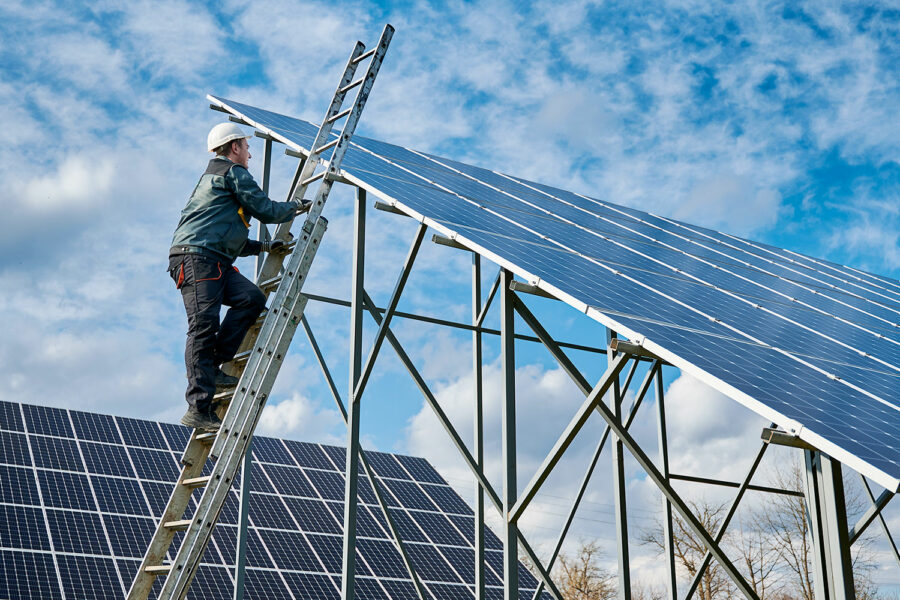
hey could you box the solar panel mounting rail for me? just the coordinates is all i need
[126,25,394,600]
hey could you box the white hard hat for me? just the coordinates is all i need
[207,122,251,152]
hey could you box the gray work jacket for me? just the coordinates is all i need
[170,157,296,262]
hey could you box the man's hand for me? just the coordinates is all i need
[293,199,313,215]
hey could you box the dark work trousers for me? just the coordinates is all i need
[168,252,266,413]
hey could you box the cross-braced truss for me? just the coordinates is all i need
[222,118,897,600]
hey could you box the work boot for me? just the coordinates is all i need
[215,368,239,390]
[181,407,222,432]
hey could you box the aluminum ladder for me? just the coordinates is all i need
[127,24,394,600]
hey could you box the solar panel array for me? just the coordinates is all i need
[0,401,546,600]
[209,95,900,492]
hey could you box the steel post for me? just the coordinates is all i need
[500,269,519,600]
[655,368,677,600]
[341,188,367,600]
[607,331,631,600]
[804,451,856,600]
[233,440,253,600]
[473,254,486,600]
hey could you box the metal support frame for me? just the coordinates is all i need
[804,451,856,600]
[214,123,893,600]
[234,136,274,600]
[656,367,677,600]
[342,221,427,600]
[500,269,519,600]
[473,254,486,600]
[608,331,631,600]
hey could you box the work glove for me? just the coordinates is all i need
[293,199,313,215]
[260,239,289,254]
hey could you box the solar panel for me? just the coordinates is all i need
[0,400,547,600]
[207,95,900,492]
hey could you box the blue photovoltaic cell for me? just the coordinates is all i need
[2,400,546,599]
[30,436,83,472]
[246,569,292,600]
[385,479,437,511]
[284,439,336,470]
[128,447,179,481]
[284,572,340,600]
[0,551,62,600]
[305,468,346,501]
[423,483,473,515]
[46,509,107,554]
[37,470,94,510]
[207,96,900,490]
[319,443,350,469]
[0,465,39,505]
[366,452,412,480]
[395,455,445,484]
[259,463,312,496]
[252,436,294,465]
[117,416,167,450]
[284,496,342,533]
[71,410,121,444]
[0,401,24,431]
[0,505,50,551]
[58,555,122,600]
[81,441,133,477]
[22,405,73,438]
[0,431,31,466]
[92,476,149,515]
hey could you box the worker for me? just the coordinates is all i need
[168,123,309,432]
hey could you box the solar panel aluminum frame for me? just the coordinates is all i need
[208,94,898,494]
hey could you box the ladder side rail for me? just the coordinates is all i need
[254,40,365,290]
[163,287,314,599]
[148,27,393,600]
[127,436,212,599]
[159,219,327,599]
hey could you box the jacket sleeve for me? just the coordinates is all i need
[238,239,263,257]
[228,166,297,224]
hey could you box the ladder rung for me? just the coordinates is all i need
[301,171,327,186]
[232,350,251,365]
[327,107,352,123]
[182,476,211,488]
[339,78,364,94]
[260,276,282,291]
[164,520,192,531]
[352,48,376,64]
[145,565,171,575]
[315,138,339,154]
[195,432,217,443]
[213,389,233,402]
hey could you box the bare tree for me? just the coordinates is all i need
[554,539,616,600]
[736,521,782,599]
[640,498,736,600]
[750,457,880,600]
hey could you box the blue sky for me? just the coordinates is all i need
[1,0,899,592]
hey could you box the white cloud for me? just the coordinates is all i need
[21,155,116,211]
[257,391,345,444]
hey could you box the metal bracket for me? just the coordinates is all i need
[374,200,409,216]
[762,427,817,451]
[432,233,469,251]
[509,280,556,299]
[609,338,662,361]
